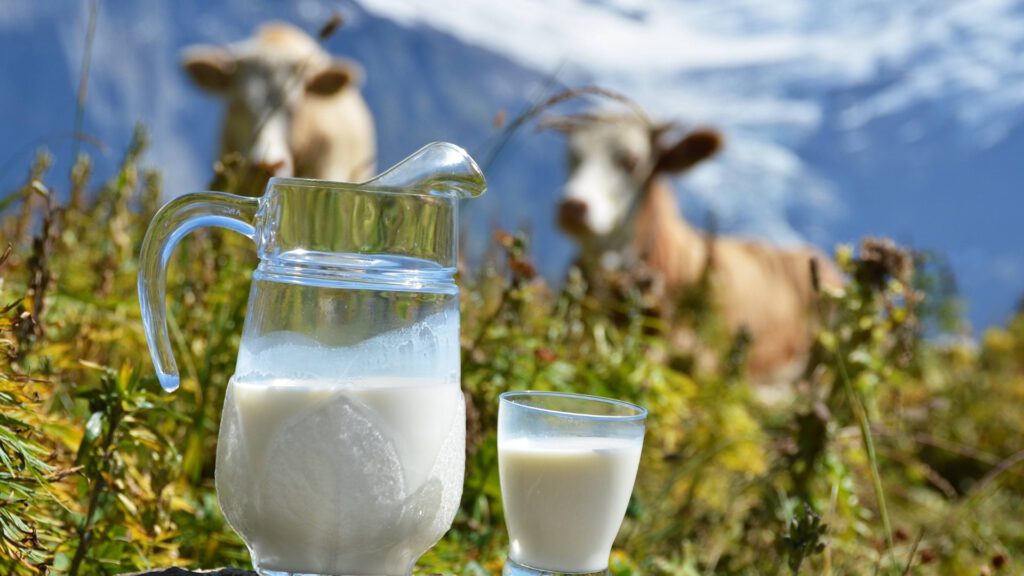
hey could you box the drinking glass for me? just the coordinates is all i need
[498,391,647,576]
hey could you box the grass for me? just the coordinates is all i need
[0,131,1021,575]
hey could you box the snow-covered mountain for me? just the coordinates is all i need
[1,0,1021,330]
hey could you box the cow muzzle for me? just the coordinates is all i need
[251,155,293,178]
[558,198,590,236]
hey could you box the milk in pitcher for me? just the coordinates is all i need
[216,312,465,576]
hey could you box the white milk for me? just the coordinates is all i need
[217,378,464,575]
[498,436,642,573]
[215,312,464,576]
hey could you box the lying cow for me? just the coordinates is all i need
[553,113,842,380]
[183,22,376,181]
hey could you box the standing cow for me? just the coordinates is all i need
[553,113,842,381]
[182,22,376,181]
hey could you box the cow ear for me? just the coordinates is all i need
[182,46,236,93]
[655,129,723,173]
[307,59,363,96]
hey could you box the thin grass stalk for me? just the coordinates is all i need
[71,0,99,211]
[811,258,896,569]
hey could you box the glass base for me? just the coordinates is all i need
[503,558,608,576]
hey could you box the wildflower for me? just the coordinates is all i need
[783,502,827,574]
[534,347,556,363]
[493,230,514,248]
[856,237,914,288]
[509,258,537,280]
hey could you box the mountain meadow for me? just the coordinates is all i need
[0,131,1022,576]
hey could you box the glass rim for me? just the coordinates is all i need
[267,176,461,199]
[499,390,648,422]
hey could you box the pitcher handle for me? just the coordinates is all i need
[137,192,260,392]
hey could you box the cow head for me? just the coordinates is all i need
[554,114,722,246]
[182,22,363,177]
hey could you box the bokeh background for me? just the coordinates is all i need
[2,0,1021,331]
[4,3,1024,575]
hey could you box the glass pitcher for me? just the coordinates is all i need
[137,142,485,576]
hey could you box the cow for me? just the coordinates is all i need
[553,113,843,382]
[182,22,376,182]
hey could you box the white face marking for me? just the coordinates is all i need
[222,57,308,176]
[230,57,309,175]
[191,25,340,175]
[561,119,655,239]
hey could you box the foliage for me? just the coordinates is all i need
[0,134,1021,576]
[782,503,827,574]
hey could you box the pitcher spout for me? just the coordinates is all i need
[366,142,487,198]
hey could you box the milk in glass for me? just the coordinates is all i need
[498,436,642,573]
